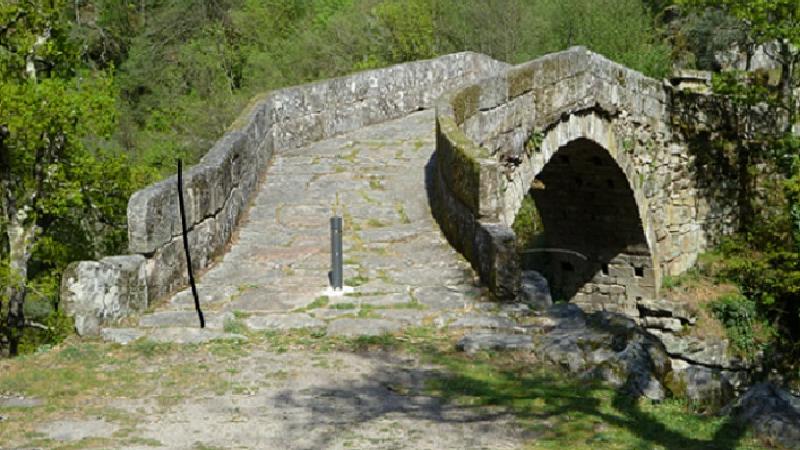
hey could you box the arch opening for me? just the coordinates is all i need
[517,138,655,316]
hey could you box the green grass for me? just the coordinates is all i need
[368,176,384,190]
[395,203,411,224]
[422,351,765,450]
[366,218,387,228]
[344,275,369,287]
[330,302,357,310]
[295,296,329,312]
[223,316,247,334]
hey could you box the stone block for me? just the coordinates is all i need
[61,255,148,336]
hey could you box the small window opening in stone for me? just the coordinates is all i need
[601,263,609,276]
[606,179,614,188]
[636,296,643,302]
[561,261,574,272]
[591,156,603,166]
[634,266,644,277]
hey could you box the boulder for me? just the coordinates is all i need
[519,270,552,310]
[725,383,800,449]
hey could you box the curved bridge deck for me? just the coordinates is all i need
[105,110,486,342]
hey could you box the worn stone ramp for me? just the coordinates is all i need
[103,110,497,343]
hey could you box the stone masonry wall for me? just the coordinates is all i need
[62,52,508,335]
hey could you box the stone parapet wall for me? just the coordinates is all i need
[63,52,508,335]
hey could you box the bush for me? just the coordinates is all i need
[708,293,773,359]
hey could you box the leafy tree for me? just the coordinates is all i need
[0,0,124,355]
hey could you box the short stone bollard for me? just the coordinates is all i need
[330,216,344,290]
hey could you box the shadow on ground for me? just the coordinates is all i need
[272,345,753,450]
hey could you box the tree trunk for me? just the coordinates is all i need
[778,40,796,134]
[0,125,36,357]
[5,213,34,357]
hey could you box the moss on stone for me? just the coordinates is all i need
[508,66,535,98]
[451,84,481,125]
[436,115,490,214]
[227,92,272,132]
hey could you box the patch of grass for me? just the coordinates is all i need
[662,269,701,290]
[359,190,379,205]
[383,300,425,310]
[131,339,174,358]
[207,340,248,359]
[232,310,251,320]
[369,176,384,190]
[345,275,369,287]
[351,333,398,349]
[343,257,360,265]
[366,218,387,228]
[297,296,329,312]
[330,302,357,310]
[376,269,392,284]
[341,148,359,163]
[357,304,379,318]
[223,316,247,334]
[395,203,411,224]
[237,283,260,293]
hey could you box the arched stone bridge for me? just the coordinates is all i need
[61,47,758,337]
[432,47,741,317]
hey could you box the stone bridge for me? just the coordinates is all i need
[432,47,745,317]
[61,47,758,337]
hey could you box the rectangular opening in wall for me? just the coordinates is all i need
[634,266,644,277]
[601,263,609,276]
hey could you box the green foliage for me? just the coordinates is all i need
[708,292,773,358]
[374,0,435,63]
[512,194,545,250]
[710,236,800,368]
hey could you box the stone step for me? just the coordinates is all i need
[101,327,246,345]
[138,311,232,329]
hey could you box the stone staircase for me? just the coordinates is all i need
[102,110,498,344]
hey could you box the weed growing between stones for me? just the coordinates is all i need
[395,203,411,224]
[222,317,247,334]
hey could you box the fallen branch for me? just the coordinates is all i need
[23,320,51,331]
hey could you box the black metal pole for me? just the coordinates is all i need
[177,159,205,328]
[330,216,343,290]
